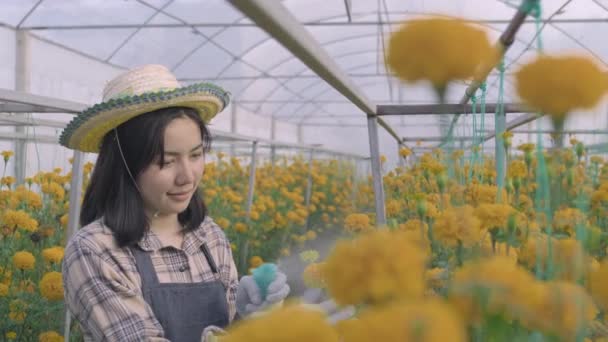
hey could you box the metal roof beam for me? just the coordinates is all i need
[377,103,526,115]
[440,0,536,146]
[15,18,608,30]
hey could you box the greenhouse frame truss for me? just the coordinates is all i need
[5,0,608,339]
[0,0,562,244]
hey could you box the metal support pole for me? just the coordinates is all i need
[495,108,507,193]
[245,141,258,216]
[304,149,314,230]
[367,116,386,227]
[440,0,535,146]
[241,141,258,272]
[64,150,85,342]
[15,30,30,184]
[230,105,237,158]
[351,158,358,210]
[270,117,277,168]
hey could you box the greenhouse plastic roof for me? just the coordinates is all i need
[1,0,607,132]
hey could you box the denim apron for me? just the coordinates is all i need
[131,243,230,342]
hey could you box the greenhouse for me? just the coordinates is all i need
[2,0,608,341]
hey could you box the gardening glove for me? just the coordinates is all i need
[300,288,356,324]
[201,325,226,342]
[236,270,290,317]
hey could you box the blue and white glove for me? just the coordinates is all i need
[236,270,290,317]
[301,288,356,324]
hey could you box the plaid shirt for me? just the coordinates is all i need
[62,217,238,342]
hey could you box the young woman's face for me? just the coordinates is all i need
[136,117,205,217]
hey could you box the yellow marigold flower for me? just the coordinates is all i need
[42,247,64,264]
[387,16,497,96]
[13,251,35,270]
[305,230,317,240]
[553,238,592,282]
[399,147,412,158]
[41,182,65,201]
[2,209,39,232]
[234,222,247,233]
[15,188,43,209]
[536,281,597,340]
[515,54,608,123]
[451,149,464,160]
[474,203,516,231]
[5,332,16,340]
[591,155,604,164]
[553,207,586,236]
[223,304,339,342]
[0,283,8,297]
[433,205,484,248]
[519,236,591,282]
[286,211,299,222]
[83,161,95,174]
[398,218,428,233]
[249,210,260,221]
[39,272,64,301]
[9,299,27,322]
[324,229,427,306]
[517,143,536,153]
[38,331,63,342]
[299,250,320,264]
[589,261,608,311]
[249,256,263,269]
[1,176,15,188]
[343,213,372,233]
[508,160,527,179]
[214,217,230,230]
[1,150,14,162]
[60,214,69,228]
[302,262,326,289]
[449,256,544,328]
[336,299,467,342]
[385,199,402,217]
[465,183,506,206]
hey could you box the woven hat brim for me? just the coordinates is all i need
[59,83,230,153]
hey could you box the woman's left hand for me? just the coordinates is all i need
[236,271,290,317]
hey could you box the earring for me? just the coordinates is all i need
[153,211,159,218]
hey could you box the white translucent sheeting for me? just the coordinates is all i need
[1,0,608,159]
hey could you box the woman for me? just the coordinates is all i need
[61,65,290,342]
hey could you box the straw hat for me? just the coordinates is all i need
[59,64,230,153]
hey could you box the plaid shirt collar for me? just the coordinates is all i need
[136,220,208,255]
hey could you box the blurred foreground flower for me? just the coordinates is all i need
[323,229,427,306]
[387,16,498,101]
[515,54,608,145]
[222,304,338,342]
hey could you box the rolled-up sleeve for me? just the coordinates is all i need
[63,239,169,342]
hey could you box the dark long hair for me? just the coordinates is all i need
[80,107,212,247]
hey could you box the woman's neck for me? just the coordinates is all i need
[148,213,183,239]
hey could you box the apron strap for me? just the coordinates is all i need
[200,242,219,274]
[130,246,160,287]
